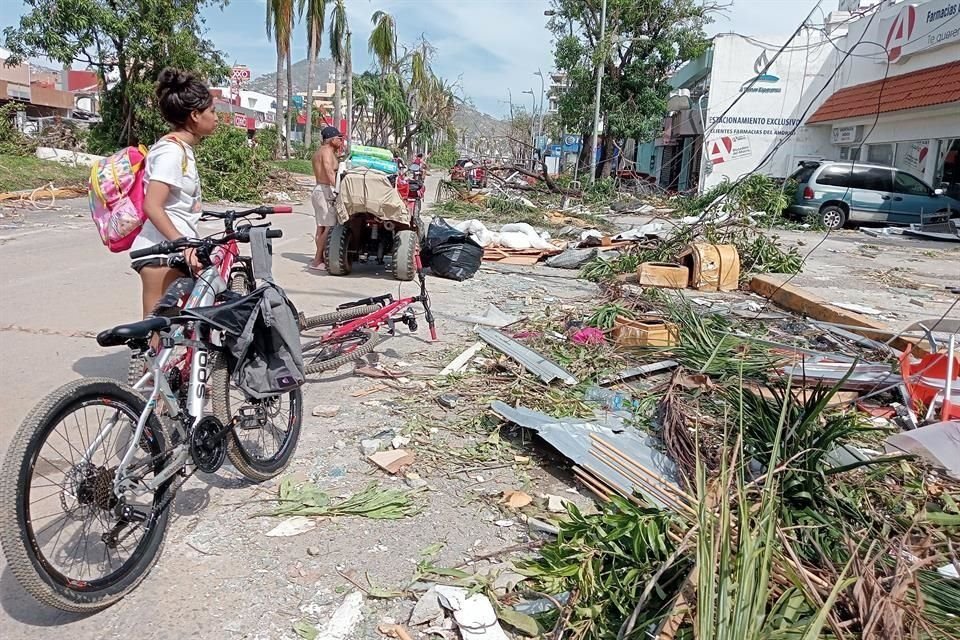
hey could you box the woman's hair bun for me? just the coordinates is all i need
[157,68,192,91]
[154,67,213,127]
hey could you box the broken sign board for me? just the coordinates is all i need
[478,328,578,386]
[490,401,682,511]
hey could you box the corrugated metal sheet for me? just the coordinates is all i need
[478,328,577,386]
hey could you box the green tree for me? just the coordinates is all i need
[547,0,714,177]
[2,0,228,152]
[300,0,327,148]
[368,10,397,74]
[328,0,351,138]
[267,0,296,158]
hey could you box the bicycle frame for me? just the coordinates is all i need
[84,266,225,501]
[325,294,424,341]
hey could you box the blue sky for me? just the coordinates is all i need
[5,0,817,117]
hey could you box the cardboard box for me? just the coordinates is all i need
[612,316,679,348]
[636,262,689,289]
[678,243,740,291]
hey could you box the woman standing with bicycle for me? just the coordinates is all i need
[131,68,218,318]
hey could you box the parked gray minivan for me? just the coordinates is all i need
[786,161,959,229]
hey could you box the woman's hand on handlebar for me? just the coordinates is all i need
[183,246,202,273]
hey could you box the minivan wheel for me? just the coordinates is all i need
[819,205,847,230]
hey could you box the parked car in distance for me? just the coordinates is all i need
[786,161,959,230]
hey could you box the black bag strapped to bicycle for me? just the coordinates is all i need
[186,228,305,398]
[422,216,483,282]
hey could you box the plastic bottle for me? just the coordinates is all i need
[583,386,638,412]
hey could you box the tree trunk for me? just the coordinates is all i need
[285,46,294,158]
[345,31,353,149]
[332,63,342,126]
[275,48,283,157]
[599,123,615,179]
[304,27,317,149]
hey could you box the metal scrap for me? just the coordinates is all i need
[490,401,682,511]
[780,360,900,391]
[478,328,578,386]
[600,359,679,386]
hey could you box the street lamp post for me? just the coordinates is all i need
[588,0,607,185]
[534,69,546,155]
[522,88,536,167]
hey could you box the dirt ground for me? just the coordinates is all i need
[0,190,957,639]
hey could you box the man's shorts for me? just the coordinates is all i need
[311,184,337,227]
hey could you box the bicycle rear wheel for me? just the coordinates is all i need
[0,379,171,612]
[209,352,302,483]
[301,329,382,375]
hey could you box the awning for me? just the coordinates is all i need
[807,60,960,124]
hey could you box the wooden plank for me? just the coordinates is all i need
[749,274,929,354]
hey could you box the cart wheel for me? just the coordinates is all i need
[326,224,352,276]
[392,230,417,282]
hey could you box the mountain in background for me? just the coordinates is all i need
[247,60,511,157]
[245,57,336,95]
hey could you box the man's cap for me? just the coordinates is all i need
[321,126,342,141]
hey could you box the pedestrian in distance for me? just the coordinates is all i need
[131,68,218,318]
[309,126,344,272]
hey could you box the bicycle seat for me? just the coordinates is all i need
[96,317,171,347]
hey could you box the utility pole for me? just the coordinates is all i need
[588,0,607,184]
[534,69,545,152]
[523,88,536,168]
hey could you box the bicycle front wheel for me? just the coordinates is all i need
[301,329,382,375]
[298,304,380,331]
[0,379,171,612]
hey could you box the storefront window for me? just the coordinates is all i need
[839,146,861,161]
[894,140,931,182]
[867,143,894,166]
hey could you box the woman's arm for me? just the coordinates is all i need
[142,180,182,240]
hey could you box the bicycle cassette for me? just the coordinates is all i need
[190,416,227,473]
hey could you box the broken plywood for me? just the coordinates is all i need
[749,274,929,354]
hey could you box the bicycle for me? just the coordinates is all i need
[0,228,303,612]
[126,205,292,385]
[298,242,438,375]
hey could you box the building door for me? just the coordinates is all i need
[935,138,960,200]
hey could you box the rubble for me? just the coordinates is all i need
[478,328,577,386]
[435,586,510,640]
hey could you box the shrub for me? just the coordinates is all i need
[0,103,37,157]
[196,125,277,202]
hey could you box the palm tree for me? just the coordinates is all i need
[301,0,326,148]
[368,10,396,75]
[328,0,347,127]
[266,0,296,157]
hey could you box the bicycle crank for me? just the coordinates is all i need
[189,416,228,473]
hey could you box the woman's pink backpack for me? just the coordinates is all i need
[88,136,187,252]
[88,145,149,252]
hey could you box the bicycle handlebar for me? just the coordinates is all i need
[201,205,292,220]
[130,228,283,259]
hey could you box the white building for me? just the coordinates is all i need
[656,0,960,198]
[211,87,277,129]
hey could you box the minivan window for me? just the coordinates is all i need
[791,164,818,183]
[848,166,892,191]
[893,171,930,196]
[816,165,851,187]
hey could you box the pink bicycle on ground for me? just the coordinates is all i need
[297,241,437,374]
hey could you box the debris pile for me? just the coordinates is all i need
[401,279,960,639]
